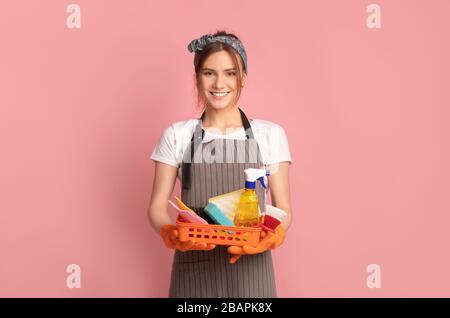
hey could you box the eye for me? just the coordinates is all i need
[203,71,213,76]
[227,72,236,76]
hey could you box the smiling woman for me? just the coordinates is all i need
[148,30,293,298]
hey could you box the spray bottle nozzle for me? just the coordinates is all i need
[244,168,270,189]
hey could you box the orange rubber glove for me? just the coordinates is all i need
[160,224,216,252]
[227,225,286,264]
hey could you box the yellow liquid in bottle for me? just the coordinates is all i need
[234,188,259,227]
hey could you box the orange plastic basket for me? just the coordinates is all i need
[176,219,262,247]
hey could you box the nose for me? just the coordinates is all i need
[212,73,226,89]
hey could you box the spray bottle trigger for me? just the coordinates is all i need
[262,169,270,189]
[258,176,267,189]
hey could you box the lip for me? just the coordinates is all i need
[209,91,231,100]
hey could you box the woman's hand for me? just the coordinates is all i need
[160,224,216,252]
[227,225,286,264]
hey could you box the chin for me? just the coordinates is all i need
[206,102,231,110]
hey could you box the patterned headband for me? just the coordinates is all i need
[187,34,248,72]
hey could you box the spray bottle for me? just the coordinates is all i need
[234,168,269,227]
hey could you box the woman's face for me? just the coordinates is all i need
[199,50,246,111]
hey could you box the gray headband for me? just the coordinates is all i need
[187,34,248,72]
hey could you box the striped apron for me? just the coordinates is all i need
[168,108,277,298]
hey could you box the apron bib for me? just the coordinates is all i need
[169,108,277,298]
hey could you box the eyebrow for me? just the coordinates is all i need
[202,68,237,72]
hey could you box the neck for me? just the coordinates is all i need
[202,106,243,130]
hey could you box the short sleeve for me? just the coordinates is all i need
[267,125,292,165]
[149,125,179,168]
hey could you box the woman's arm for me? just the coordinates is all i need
[147,161,178,234]
[267,162,292,231]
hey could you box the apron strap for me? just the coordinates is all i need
[182,107,255,190]
[198,107,253,138]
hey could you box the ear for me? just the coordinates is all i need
[241,72,247,87]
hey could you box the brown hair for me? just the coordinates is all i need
[192,30,247,112]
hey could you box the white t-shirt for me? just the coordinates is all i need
[150,118,292,179]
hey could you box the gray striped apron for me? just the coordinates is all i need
[169,108,277,298]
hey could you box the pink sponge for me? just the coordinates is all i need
[168,199,208,224]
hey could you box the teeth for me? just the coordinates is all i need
[211,92,229,97]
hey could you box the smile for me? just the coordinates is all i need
[210,91,230,97]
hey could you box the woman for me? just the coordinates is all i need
[148,30,292,298]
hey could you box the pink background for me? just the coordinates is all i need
[1,0,449,297]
